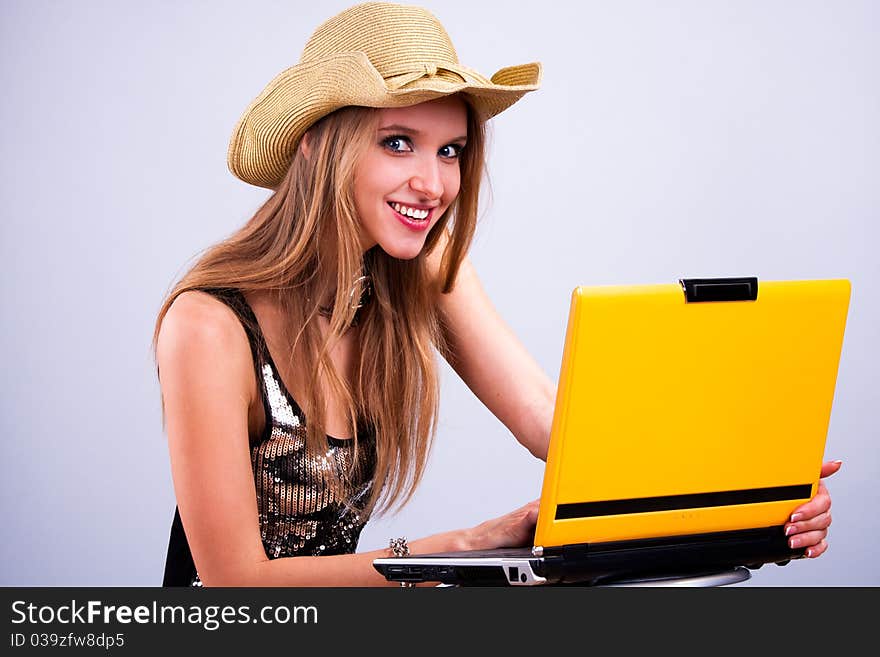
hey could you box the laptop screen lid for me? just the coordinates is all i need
[534,278,851,550]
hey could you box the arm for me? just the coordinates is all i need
[429,250,556,460]
[427,241,841,559]
[157,291,537,586]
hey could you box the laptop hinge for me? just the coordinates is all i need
[679,277,758,303]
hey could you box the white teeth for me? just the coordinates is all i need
[391,203,429,220]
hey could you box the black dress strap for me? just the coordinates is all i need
[199,287,269,376]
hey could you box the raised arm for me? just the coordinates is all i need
[430,249,557,461]
[157,291,538,586]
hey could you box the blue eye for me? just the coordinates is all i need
[439,144,464,160]
[382,136,412,153]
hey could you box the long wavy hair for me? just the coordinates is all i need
[153,96,487,516]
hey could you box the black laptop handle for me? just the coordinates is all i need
[679,277,758,303]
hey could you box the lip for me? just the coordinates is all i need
[387,201,435,232]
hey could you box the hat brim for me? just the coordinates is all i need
[228,51,541,188]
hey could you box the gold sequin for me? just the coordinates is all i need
[185,288,376,587]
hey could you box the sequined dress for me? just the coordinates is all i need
[162,288,376,586]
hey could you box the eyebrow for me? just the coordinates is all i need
[378,124,467,142]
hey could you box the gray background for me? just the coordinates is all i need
[1,0,876,586]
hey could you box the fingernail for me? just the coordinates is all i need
[790,513,802,523]
[785,525,795,536]
[833,460,843,466]
[789,537,800,549]
[805,548,813,558]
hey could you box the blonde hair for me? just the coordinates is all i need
[153,97,486,516]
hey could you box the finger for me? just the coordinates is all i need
[789,483,831,522]
[512,500,540,524]
[805,539,828,559]
[820,459,843,479]
[785,509,831,537]
[787,529,828,554]
[525,504,539,525]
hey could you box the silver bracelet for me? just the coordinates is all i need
[389,537,416,587]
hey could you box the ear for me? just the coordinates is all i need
[299,130,312,160]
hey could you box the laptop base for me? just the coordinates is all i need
[373,526,802,587]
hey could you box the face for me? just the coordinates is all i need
[352,96,468,259]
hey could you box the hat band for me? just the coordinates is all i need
[384,61,480,91]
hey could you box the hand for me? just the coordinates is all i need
[784,460,842,558]
[465,499,540,551]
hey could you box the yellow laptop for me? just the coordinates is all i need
[374,277,851,586]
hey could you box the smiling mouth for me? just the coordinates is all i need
[388,202,432,221]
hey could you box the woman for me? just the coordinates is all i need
[154,2,839,587]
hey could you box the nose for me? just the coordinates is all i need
[409,156,443,200]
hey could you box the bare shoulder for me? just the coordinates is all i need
[159,290,243,344]
[156,290,247,360]
[156,290,255,403]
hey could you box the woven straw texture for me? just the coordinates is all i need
[227,2,541,188]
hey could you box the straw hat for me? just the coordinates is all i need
[227,1,542,188]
